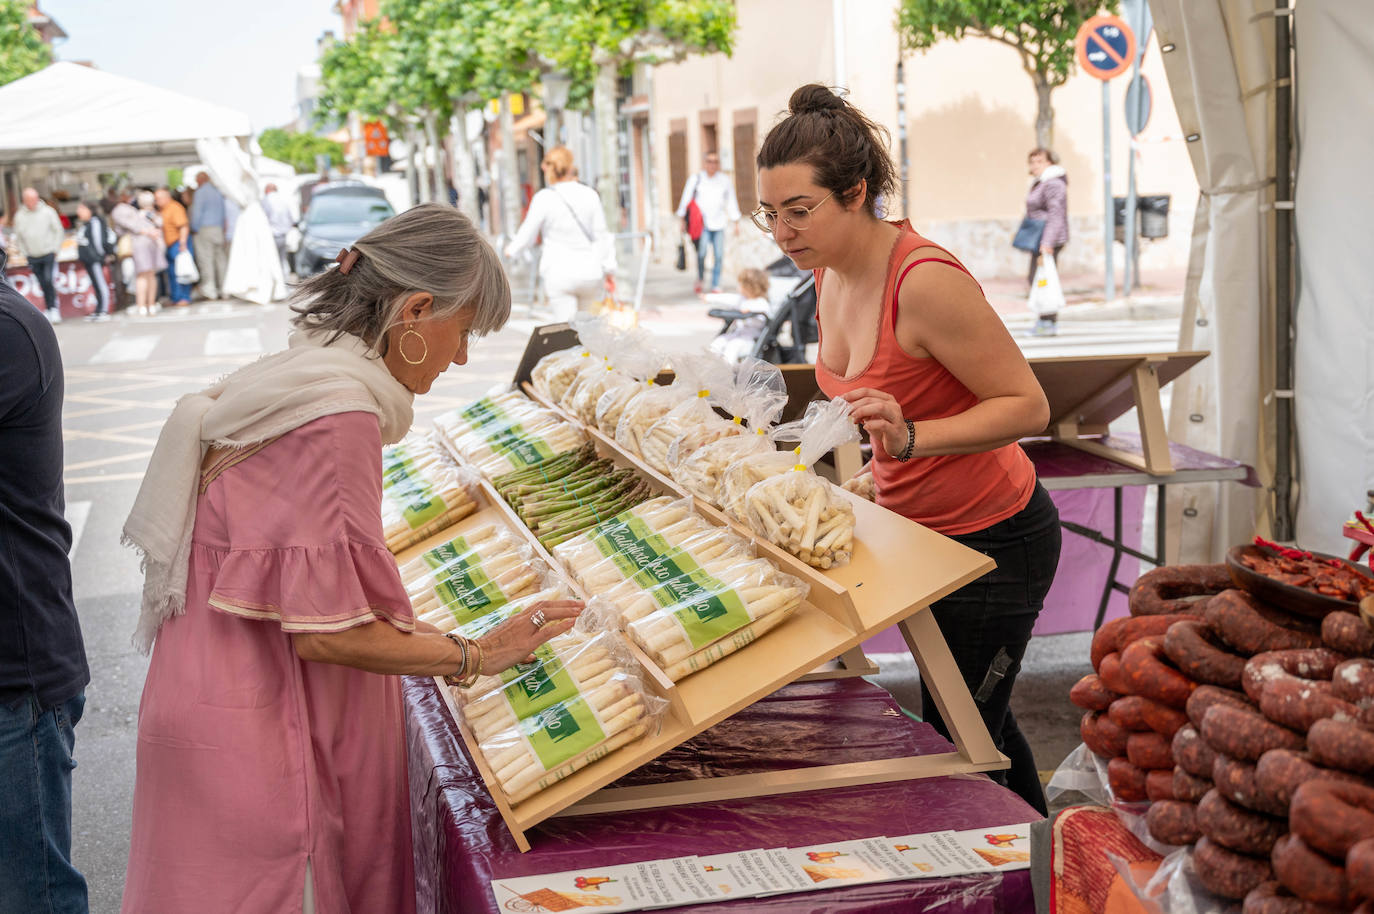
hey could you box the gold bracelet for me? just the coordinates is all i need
[467,637,485,684]
[441,632,470,687]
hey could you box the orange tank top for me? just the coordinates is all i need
[814,222,1036,535]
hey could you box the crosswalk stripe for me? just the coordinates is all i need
[204,328,263,356]
[64,500,91,559]
[89,334,160,364]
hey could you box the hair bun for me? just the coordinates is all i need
[789,84,846,116]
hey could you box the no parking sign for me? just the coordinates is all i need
[1076,14,1136,81]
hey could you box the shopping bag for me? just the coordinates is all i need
[1011,217,1045,252]
[115,234,133,259]
[1027,256,1065,316]
[174,247,200,285]
[675,239,686,271]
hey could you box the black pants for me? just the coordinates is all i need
[917,482,1061,815]
[28,253,58,312]
[79,258,109,314]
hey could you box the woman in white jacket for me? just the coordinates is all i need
[505,147,617,321]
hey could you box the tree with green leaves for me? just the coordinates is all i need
[0,0,52,87]
[258,128,345,174]
[896,0,1115,148]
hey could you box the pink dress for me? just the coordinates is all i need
[122,411,417,913]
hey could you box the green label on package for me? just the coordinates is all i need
[384,458,448,529]
[587,516,676,580]
[456,602,523,640]
[649,570,752,651]
[461,397,509,429]
[502,657,580,721]
[420,536,472,572]
[484,424,555,469]
[400,491,447,529]
[627,548,703,591]
[434,566,508,624]
[519,696,606,771]
[499,644,556,685]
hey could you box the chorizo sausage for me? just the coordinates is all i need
[1093,612,1204,669]
[1242,881,1348,914]
[1147,767,1178,801]
[1347,838,1374,903]
[1121,636,1197,708]
[1175,723,1220,778]
[1196,788,1286,856]
[1308,718,1374,776]
[1194,836,1275,900]
[1323,611,1374,658]
[1099,651,1132,696]
[1165,618,1248,689]
[1201,703,1305,763]
[1129,564,1232,616]
[1109,694,1188,737]
[1255,748,1373,811]
[1260,677,1360,734]
[1332,658,1374,706]
[1213,754,1289,817]
[1290,780,1374,859]
[1081,710,1131,759]
[1188,684,1257,730]
[1174,767,1214,803]
[1147,799,1201,846]
[1108,756,1149,802]
[1070,672,1120,711]
[1243,649,1347,703]
[1206,588,1322,655]
[1271,833,1356,909]
[1128,731,1175,770]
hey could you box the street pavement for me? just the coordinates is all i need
[54,268,1177,912]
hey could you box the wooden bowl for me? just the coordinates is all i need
[1225,544,1374,619]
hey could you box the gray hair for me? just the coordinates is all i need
[290,203,510,354]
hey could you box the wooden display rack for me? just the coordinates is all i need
[399,387,1004,853]
[1029,351,1207,475]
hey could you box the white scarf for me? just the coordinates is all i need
[122,329,414,653]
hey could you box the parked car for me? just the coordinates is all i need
[291,183,394,276]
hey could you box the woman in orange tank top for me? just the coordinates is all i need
[753,85,1061,815]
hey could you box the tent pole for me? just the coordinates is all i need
[1274,0,1294,541]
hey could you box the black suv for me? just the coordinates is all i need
[293,182,394,276]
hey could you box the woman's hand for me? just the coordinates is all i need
[1040,243,1054,255]
[841,388,907,458]
[474,600,583,674]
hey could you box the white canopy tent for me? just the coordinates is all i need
[1149,0,1374,559]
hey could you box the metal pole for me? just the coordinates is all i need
[1274,0,1294,540]
[1102,82,1115,302]
[897,50,909,219]
[1125,140,1138,294]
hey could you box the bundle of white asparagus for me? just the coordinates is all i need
[842,472,877,502]
[674,430,775,506]
[553,319,621,416]
[636,354,737,474]
[448,585,575,641]
[434,392,585,479]
[743,472,855,568]
[565,330,655,426]
[466,627,665,804]
[530,347,588,404]
[613,382,684,459]
[597,377,654,439]
[398,525,550,632]
[379,435,478,553]
[719,448,799,521]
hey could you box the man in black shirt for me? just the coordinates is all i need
[0,249,90,913]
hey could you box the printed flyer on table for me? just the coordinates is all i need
[489,821,1033,911]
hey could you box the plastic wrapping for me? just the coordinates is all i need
[554,315,621,415]
[530,344,587,404]
[434,391,586,479]
[637,353,737,474]
[594,343,665,437]
[446,584,574,641]
[404,674,1036,914]
[397,526,551,633]
[566,327,655,425]
[551,497,725,587]
[614,353,716,460]
[842,471,877,502]
[380,434,479,553]
[742,398,860,569]
[672,359,789,505]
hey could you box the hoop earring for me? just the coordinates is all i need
[399,327,428,366]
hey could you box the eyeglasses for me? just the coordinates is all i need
[749,191,834,234]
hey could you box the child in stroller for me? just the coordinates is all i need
[707,255,818,364]
[705,268,771,363]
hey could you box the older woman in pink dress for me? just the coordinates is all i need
[120,204,579,912]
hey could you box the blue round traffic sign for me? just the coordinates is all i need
[1076,15,1136,81]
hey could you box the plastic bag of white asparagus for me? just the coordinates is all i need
[567,328,655,426]
[436,393,586,478]
[593,343,664,436]
[571,523,754,596]
[467,608,667,804]
[432,388,534,445]
[671,358,789,504]
[446,584,575,642]
[380,436,480,553]
[550,496,720,584]
[742,397,860,569]
[717,414,810,521]
[613,352,712,459]
[610,559,809,680]
[554,315,620,414]
[637,353,737,474]
[399,526,552,632]
[530,343,587,404]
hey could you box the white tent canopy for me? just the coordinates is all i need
[0,62,252,169]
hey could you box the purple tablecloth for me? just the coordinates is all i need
[405,675,1038,914]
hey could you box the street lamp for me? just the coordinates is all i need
[542,72,572,148]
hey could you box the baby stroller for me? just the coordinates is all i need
[707,255,819,364]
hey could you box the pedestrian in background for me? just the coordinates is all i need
[13,187,65,323]
[505,146,616,322]
[0,247,91,914]
[74,201,113,322]
[1024,147,1068,337]
[262,182,293,278]
[131,191,166,317]
[155,186,192,307]
[675,152,741,295]
[189,171,228,300]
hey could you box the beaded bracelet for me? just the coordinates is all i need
[894,419,916,462]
